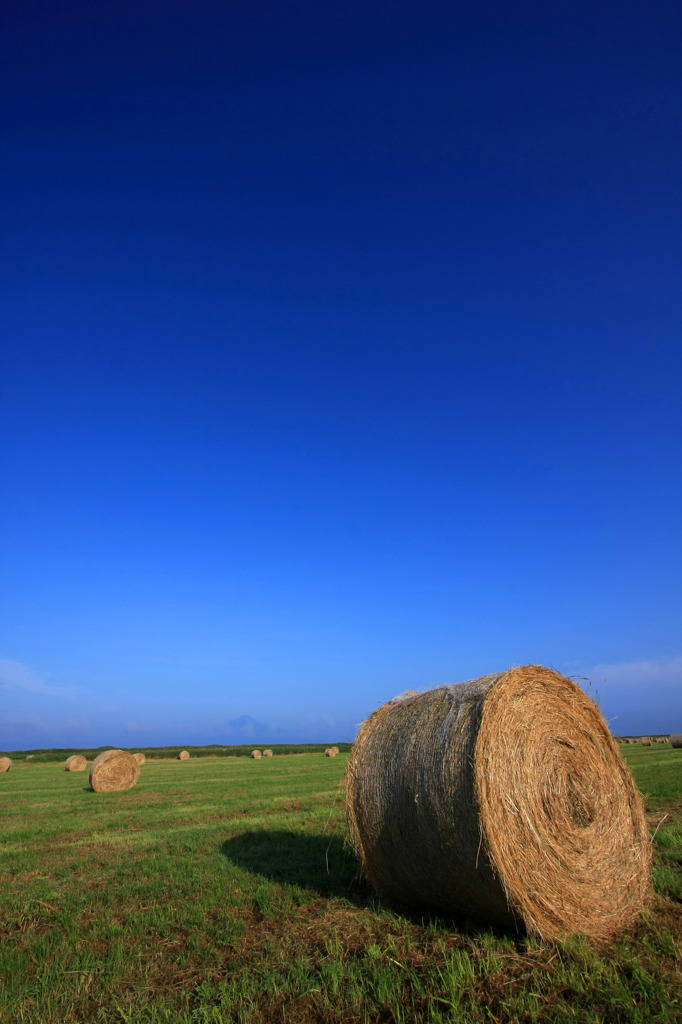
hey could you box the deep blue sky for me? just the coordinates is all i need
[1,0,680,748]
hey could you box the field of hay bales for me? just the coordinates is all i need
[0,745,680,1023]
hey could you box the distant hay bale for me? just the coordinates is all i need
[133,753,146,765]
[671,735,682,749]
[325,748,336,757]
[262,749,273,757]
[346,665,650,942]
[178,750,190,760]
[251,750,262,759]
[89,750,139,792]
[0,757,12,773]
[64,754,87,772]
[26,755,35,760]
[640,737,651,746]
[330,746,340,755]
[655,738,666,743]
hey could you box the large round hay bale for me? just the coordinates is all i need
[133,752,146,765]
[251,750,262,759]
[640,737,651,746]
[65,754,87,772]
[262,749,273,757]
[325,748,336,757]
[0,757,12,773]
[671,734,682,749]
[89,750,139,792]
[178,750,190,760]
[346,665,650,942]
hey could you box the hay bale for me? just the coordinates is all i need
[346,665,650,942]
[671,735,682,749]
[251,750,262,759]
[0,757,12,773]
[64,754,87,772]
[26,755,35,760]
[656,738,666,743]
[262,749,273,757]
[89,750,139,792]
[178,750,190,760]
[640,737,651,746]
[325,748,336,757]
[133,753,146,765]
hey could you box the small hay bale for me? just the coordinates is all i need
[640,737,651,746]
[346,665,650,942]
[656,738,666,743]
[262,749,273,757]
[89,750,139,792]
[178,750,190,760]
[330,746,340,755]
[64,754,87,772]
[251,750,262,759]
[133,753,146,765]
[0,757,12,773]
[26,755,35,760]
[325,748,336,757]
[671,735,682,749]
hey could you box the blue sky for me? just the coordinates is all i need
[1,0,680,749]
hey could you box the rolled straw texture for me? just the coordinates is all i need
[251,750,262,759]
[65,754,87,772]
[89,750,139,792]
[178,750,190,760]
[262,749,273,757]
[0,757,12,773]
[671,735,682,749]
[346,665,650,942]
[133,753,146,765]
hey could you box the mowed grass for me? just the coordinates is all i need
[0,746,680,1023]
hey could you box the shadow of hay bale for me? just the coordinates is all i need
[218,831,516,937]
[221,831,366,899]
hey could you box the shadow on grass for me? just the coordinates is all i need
[219,830,520,939]
[221,830,365,900]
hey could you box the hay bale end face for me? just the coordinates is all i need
[346,665,650,942]
[671,735,682,749]
[89,750,139,792]
[325,748,336,757]
[262,749,273,757]
[133,752,146,765]
[640,737,651,746]
[65,754,87,772]
[0,757,12,773]
[178,750,190,760]
[251,750,262,759]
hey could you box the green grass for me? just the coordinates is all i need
[0,746,680,1023]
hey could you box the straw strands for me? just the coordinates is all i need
[0,757,12,773]
[133,753,146,765]
[346,665,650,942]
[89,750,140,792]
[65,754,87,771]
[251,750,262,759]
[178,751,190,760]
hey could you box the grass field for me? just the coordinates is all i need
[0,745,680,1023]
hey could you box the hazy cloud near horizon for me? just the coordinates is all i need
[1,653,680,750]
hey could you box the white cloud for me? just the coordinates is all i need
[582,655,682,692]
[0,657,79,700]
